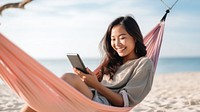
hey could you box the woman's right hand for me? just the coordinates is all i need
[73,68,100,88]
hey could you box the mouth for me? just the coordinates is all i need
[116,47,126,53]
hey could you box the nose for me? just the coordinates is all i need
[115,39,121,46]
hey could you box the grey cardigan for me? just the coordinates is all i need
[101,57,155,106]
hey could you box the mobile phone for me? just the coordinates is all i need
[67,53,88,74]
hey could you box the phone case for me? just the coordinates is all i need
[67,53,88,74]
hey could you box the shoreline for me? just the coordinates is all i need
[1,72,200,112]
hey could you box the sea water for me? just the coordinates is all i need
[37,57,200,75]
[1,57,200,84]
[156,57,200,74]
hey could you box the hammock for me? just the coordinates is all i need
[0,11,168,112]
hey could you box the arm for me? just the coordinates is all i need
[74,68,124,107]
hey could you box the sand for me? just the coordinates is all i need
[0,85,24,112]
[1,72,200,112]
[133,72,200,112]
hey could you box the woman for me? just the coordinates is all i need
[21,15,154,112]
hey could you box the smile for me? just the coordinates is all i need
[116,47,126,53]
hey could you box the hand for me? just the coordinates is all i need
[73,67,100,88]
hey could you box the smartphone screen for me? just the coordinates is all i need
[67,53,88,74]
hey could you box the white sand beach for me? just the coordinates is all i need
[1,72,200,112]
[0,85,24,112]
[133,72,200,112]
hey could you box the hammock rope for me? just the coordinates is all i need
[160,0,179,11]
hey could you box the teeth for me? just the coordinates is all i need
[117,48,125,52]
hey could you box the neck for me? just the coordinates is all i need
[123,55,138,63]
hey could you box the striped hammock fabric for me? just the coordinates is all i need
[0,21,165,112]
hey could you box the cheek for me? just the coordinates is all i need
[127,40,135,50]
[131,43,136,52]
[131,44,136,51]
[121,40,126,45]
[111,41,115,49]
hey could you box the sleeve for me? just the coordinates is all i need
[119,90,129,107]
[120,58,155,107]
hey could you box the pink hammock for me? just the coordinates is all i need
[0,18,165,111]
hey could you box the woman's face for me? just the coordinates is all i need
[111,25,137,62]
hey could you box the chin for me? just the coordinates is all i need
[118,53,125,57]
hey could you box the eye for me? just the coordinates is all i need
[111,37,116,41]
[120,36,126,40]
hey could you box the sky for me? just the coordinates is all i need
[0,0,200,59]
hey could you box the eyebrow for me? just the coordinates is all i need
[111,33,126,37]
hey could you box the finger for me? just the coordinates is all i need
[73,68,82,76]
[73,68,78,74]
[80,76,86,82]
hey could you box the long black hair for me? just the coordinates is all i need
[99,15,147,80]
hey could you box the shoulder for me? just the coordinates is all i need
[123,57,153,69]
[137,57,154,70]
[138,57,153,65]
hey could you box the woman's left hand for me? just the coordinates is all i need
[73,67,100,88]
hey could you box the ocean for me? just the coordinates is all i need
[1,57,200,84]
[37,57,200,75]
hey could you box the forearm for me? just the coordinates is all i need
[94,83,124,107]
